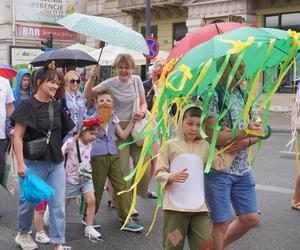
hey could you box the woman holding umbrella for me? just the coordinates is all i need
[84,54,149,201]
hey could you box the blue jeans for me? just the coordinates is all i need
[205,171,258,223]
[18,160,66,244]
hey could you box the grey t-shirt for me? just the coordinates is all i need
[94,75,145,121]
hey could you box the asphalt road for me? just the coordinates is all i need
[0,132,300,250]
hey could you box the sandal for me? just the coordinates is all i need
[147,191,157,199]
[291,200,300,211]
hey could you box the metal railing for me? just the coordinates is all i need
[117,0,184,8]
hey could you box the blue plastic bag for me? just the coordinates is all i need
[19,169,55,205]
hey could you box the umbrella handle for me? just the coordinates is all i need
[97,46,104,63]
[257,125,272,140]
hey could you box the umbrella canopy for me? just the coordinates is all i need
[114,26,300,226]
[66,43,97,53]
[167,22,247,61]
[167,26,295,96]
[57,13,148,54]
[29,48,98,68]
[89,45,169,66]
[0,64,17,79]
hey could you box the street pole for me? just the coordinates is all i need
[146,0,151,79]
[12,0,16,46]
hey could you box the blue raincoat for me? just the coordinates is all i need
[12,69,31,108]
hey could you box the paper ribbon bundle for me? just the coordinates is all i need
[118,27,300,234]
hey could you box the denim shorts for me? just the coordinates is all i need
[205,171,258,223]
[66,178,94,198]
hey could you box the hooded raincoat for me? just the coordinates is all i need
[12,69,31,108]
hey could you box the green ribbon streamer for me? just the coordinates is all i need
[200,54,231,139]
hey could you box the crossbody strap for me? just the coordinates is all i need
[75,140,82,163]
[46,101,54,144]
[133,77,139,96]
[132,76,141,112]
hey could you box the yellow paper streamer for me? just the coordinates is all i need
[220,37,255,54]
[243,39,275,137]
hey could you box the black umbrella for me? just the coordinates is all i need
[29,48,97,68]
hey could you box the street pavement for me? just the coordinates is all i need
[1,132,300,250]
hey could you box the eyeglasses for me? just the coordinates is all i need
[96,98,113,104]
[70,79,81,84]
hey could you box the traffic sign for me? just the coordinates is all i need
[143,36,159,60]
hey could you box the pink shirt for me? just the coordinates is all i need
[61,137,92,185]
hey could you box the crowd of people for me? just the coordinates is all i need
[0,52,297,250]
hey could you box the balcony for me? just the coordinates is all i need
[112,0,186,20]
[118,0,185,11]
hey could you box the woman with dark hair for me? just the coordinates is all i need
[32,69,68,244]
[11,63,74,250]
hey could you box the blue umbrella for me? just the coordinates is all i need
[57,13,149,61]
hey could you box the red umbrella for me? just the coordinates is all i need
[167,22,249,61]
[0,64,17,79]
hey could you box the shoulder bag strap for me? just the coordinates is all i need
[132,76,141,112]
[46,101,54,144]
[75,140,82,163]
[133,76,140,98]
[48,101,54,130]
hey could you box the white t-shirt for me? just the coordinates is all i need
[0,77,14,139]
[95,75,145,121]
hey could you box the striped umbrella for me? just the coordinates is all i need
[0,64,17,79]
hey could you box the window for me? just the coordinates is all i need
[265,15,279,28]
[141,25,158,38]
[173,22,187,47]
[264,12,300,93]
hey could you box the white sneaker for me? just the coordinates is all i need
[85,225,102,242]
[15,232,38,250]
[43,206,49,226]
[131,208,139,219]
[35,230,50,244]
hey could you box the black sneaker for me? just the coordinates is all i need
[82,216,101,229]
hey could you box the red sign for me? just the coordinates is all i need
[143,36,159,60]
[16,24,78,41]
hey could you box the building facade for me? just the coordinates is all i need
[0,0,87,68]
[0,0,299,107]
[86,0,300,108]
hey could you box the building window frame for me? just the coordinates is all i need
[172,22,187,48]
[264,12,300,94]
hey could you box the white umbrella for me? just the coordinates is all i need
[89,45,169,66]
[66,43,97,54]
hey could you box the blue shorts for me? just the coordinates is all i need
[205,171,258,223]
[66,178,94,198]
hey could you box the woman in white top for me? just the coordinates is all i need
[84,53,149,198]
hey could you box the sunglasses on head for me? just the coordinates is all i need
[70,79,81,84]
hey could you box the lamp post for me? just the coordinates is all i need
[146,0,151,78]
